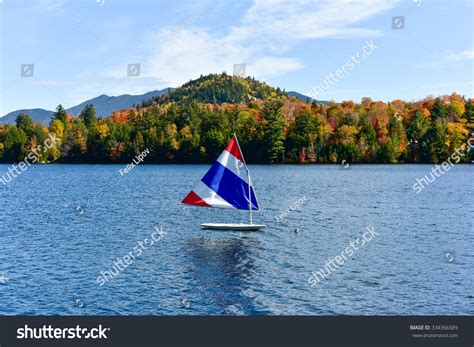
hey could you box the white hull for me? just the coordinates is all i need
[201,223,266,231]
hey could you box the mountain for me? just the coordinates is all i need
[0,109,55,125]
[1,75,326,125]
[151,73,287,105]
[0,89,172,125]
[66,89,172,117]
[288,91,312,102]
[149,74,327,105]
[287,91,328,105]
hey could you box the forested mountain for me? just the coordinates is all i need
[0,89,172,125]
[0,73,472,164]
[144,73,287,105]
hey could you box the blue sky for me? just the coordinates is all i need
[0,0,473,115]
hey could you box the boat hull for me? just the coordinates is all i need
[201,223,266,231]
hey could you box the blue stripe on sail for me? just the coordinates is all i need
[201,161,259,210]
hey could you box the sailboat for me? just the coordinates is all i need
[181,134,266,231]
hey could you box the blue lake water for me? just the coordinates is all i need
[0,164,472,315]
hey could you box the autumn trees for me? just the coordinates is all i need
[0,74,472,165]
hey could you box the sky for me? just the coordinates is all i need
[0,0,473,115]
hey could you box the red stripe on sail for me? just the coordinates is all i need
[181,191,210,207]
[225,135,244,162]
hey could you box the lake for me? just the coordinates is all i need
[0,164,472,315]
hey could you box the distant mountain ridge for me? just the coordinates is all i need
[66,90,172,117]
[0,89,172,125]
[1,76,325,124]
[1,109,55,125]
[287,91,328,105]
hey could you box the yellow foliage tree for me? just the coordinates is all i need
[97,124,109,140]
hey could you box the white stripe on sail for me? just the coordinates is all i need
[193,180,235,209]
[216,149,249,184]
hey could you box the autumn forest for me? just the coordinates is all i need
[0,73,473,164]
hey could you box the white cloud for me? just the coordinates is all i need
[7,0,396,111]
[249,57,303,79]
[446,49,474,62]
[235,0,394,41]
[417,49,474,68]
[103,0,397,88]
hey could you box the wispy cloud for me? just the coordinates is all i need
[30,79,76,87]
[445,49,474,62]
[417,49,474,68]
[234,0,394,42]
[30,0,65,13]
[421,81,474,89]
[8,0,396,110]
[103,0,398,88]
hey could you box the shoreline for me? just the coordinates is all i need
[0,162,472,166]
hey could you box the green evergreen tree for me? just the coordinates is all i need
[464,99,474,123]
[431,98,449,120]
[407,110,430,142]
[262,98,286,163]
[15,114,35,136]
[79,104,97,128]
[388,115,407,162]
[52,104,68,123]
[421,120,448,163]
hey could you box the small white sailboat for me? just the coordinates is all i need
[181,134,266,231]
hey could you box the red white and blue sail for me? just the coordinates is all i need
[181,135,259,211]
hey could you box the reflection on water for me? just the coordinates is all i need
[184,235,264,315]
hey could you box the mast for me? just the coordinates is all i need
[248,172,252,225]
[233,133,253,225]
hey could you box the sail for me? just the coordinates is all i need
[181,135,259,211]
